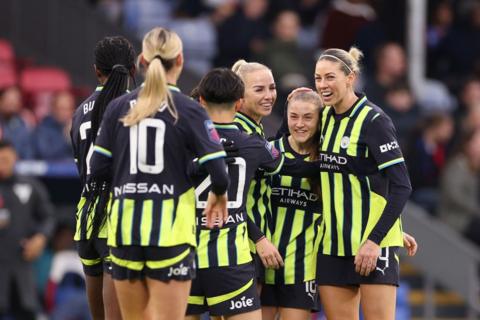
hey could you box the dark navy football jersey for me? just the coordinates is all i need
[91,86,226,248]
[192,123,283,268]
[71,86,103,186]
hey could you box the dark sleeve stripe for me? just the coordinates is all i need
[264,154,285,176]
[198,151,227,165]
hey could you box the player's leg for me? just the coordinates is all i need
[261,306,278,320]
[103,273,122,319]
[145,278,192,320]
[318,285,360,320]
[359,284,396,320]
[359,247,400,320]
[185,269,207,320]
[76,240,106,319]
[110,245,148,319]
[278,308,311,320]
[224,309,262,320]
[144,245,196,320]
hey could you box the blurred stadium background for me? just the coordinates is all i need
[0,0,479,319]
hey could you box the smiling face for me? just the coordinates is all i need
[241,68,277,122]
[314,59,354,107]
[288,100,320,145]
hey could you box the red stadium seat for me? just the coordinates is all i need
[20,67,71,94]
[0,39,15,64]
[0,64,17,89]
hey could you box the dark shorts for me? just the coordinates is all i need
[261,280,320,311]
[76,238,111,276]
[110,244,195,282]
[186,262,260,317]
[253,253,265,282]
[316,247,400,286]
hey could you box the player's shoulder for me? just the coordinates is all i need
[171,90,204,115]
[105,87,141,118]
[73,90,101,121]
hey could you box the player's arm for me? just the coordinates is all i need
[355,113,412,276]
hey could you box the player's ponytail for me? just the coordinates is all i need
[122,27,181,126]
[91,36,135,139]
[318,47,363,76]
[231,59,271,81]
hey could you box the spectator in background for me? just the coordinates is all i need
[363,42,407,107]
[383,82,420,148]
[438,129,480,248]
[0,87,33,159]
[32,91,74,161]
[455,77,480,120]
[319,0,376,50]
[0,140,54,320]
[405,113,454,214]
[214,0,270,67]
[256,10,310,116]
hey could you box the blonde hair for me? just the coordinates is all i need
[122,27,182,126]
[231,59,270,81]
[288,91,323,110]
[318,46,364,75]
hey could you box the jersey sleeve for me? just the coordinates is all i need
[364,113,405,170]
[180,104,226,164]
[90,102,116,178]
[253,137,284,176]
[70,114,80,169]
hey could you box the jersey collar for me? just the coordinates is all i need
[95,86,103,92]
[327,93,368,119]
[168,84,181,92]
[213,122,240,130]
[235,112,264,134]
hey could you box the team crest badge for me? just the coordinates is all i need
[340,136,350,149]
[204,120,221,144]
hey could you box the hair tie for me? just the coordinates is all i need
[111,64,129,75]
[153,55,163,61]
[319,54,353,74]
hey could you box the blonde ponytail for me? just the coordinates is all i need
[231,59,270,81]
[121,27,182,126]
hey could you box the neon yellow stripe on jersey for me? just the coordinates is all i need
[321,115,335,150]
[159,198,174,246]
[74,196,87,241]
[206,278,254,305]
[235,223,252,265]
[108,200,120,246]
[265,206,287,284]
[198,151,227,165]
[141,200,153,246]
[284,210,304,284]
[332,118,349,153]
[188,296,205,305]
[217,228,230,266]
[121,199,134,245]
[303,215,320,281]
[197,229,210,268]
[346,107,371,156]
[93,145,112,158]
[378,157,405,170]
[320,171,332,254]
[162,188,196,247]
[146,247,191,269]
[334,173,345,256]
[350,175,362,254]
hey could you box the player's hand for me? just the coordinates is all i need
[287,87,314,101]
[256,237,284,269]
[203,191,228,228]
[402,232,418,256]
[22,233,47,262]
[354,240,380,276]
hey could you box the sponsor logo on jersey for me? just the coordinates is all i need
[113,182,174,196]
[229,296,254,310]
[196,212,245,227]
[265,141,280,159]
[167,263,190,277]
[379,140,399,153]
[204,120,221,144]
[271,187,319,208]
